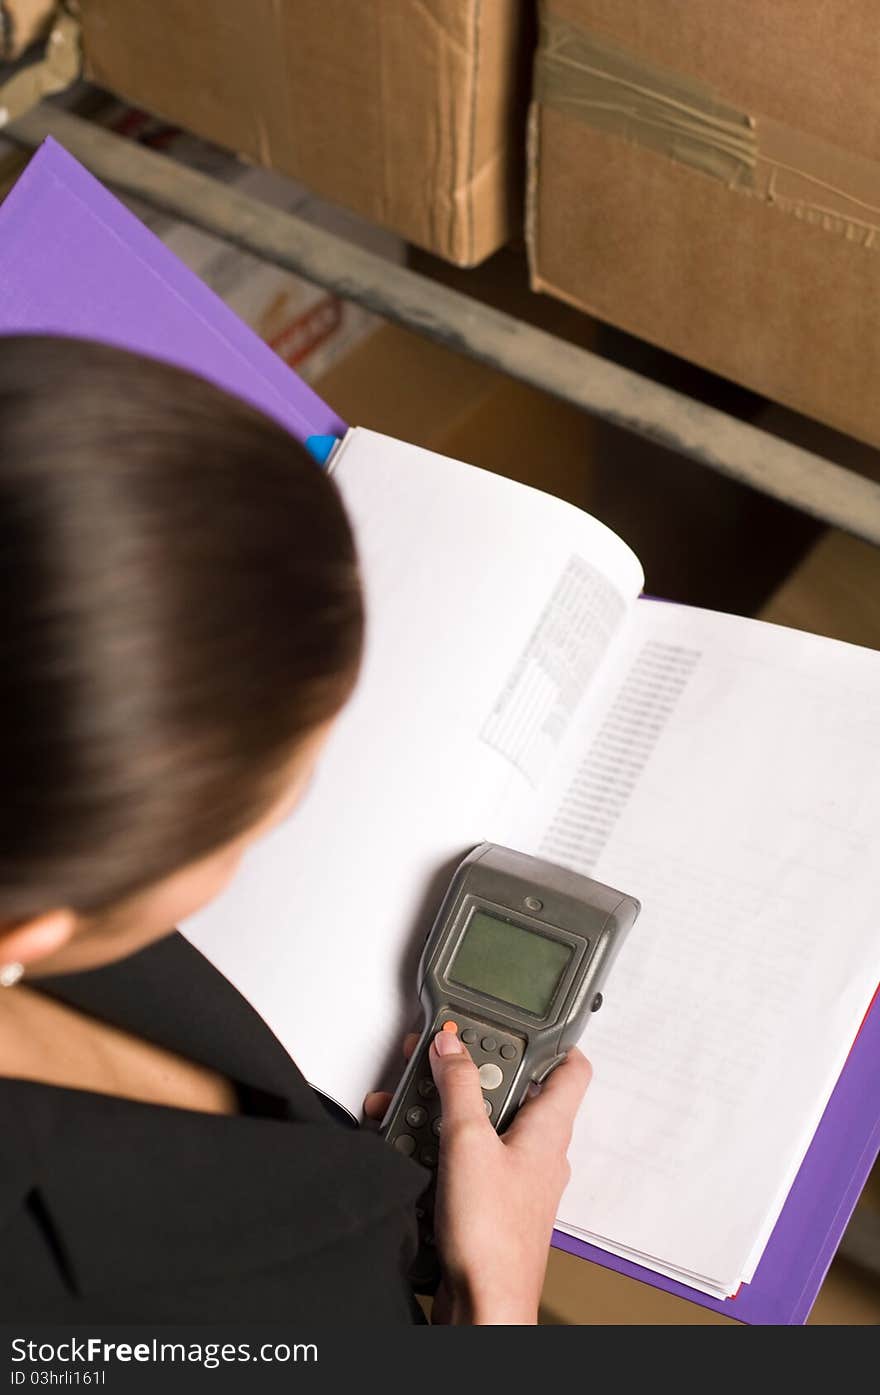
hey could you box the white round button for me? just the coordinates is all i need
[478,1062,504,1090]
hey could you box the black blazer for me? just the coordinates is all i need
[0,932,428,1323]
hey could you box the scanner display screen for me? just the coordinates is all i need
[450,910,573,1016]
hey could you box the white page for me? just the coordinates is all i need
[182,428,643,1112]
[528,600,880,1293]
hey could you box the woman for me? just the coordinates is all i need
[0,336,590,1324]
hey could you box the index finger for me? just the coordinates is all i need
[503,1048,592,1153]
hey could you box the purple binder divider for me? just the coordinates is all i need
[0,137,344,442]
[1,138,877,1326]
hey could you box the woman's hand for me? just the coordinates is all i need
[364,1032,591,1326]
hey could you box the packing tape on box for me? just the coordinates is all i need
[535,15,757,187]
[0,7,80,129]
[536,11,880,249]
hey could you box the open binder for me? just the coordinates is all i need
[1,136,877,1325]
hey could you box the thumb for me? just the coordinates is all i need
[428,1027,489,1130]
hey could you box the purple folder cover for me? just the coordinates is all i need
[1,138,878,1325]
[0,136,345,441]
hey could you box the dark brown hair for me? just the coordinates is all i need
[0,336,364,921]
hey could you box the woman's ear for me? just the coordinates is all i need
[0,909,77,977]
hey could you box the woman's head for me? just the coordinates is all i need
[0,336,363,975]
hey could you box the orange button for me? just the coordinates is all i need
[442,1020,459,1033]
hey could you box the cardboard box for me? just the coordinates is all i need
[759,529,880,653]
[76,0,532,266]
[1,0,56,60]
[94,102,405,384]
[527,1,880,447]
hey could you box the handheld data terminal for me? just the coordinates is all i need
[380,841,640,1287]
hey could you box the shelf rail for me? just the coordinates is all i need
[7,101,880,548]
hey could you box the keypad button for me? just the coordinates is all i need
[393,1133,416,1156]
[478,1062,504,1090]
[417,1078,437,1099]
[460,1028,478,1044]
[406,1105,428,1128]
[500,1043,518,1060]
[481,1036,498,1052]
[484,1098,493,1118]
[420,1147,438,1168]
[431,1116,443,1136]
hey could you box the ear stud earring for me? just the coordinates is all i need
[0,961,24,987]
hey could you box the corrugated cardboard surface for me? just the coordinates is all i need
[528,0,880,447]
[1,0,56,59]
[77,0,531,266]
[760,526,880,652]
